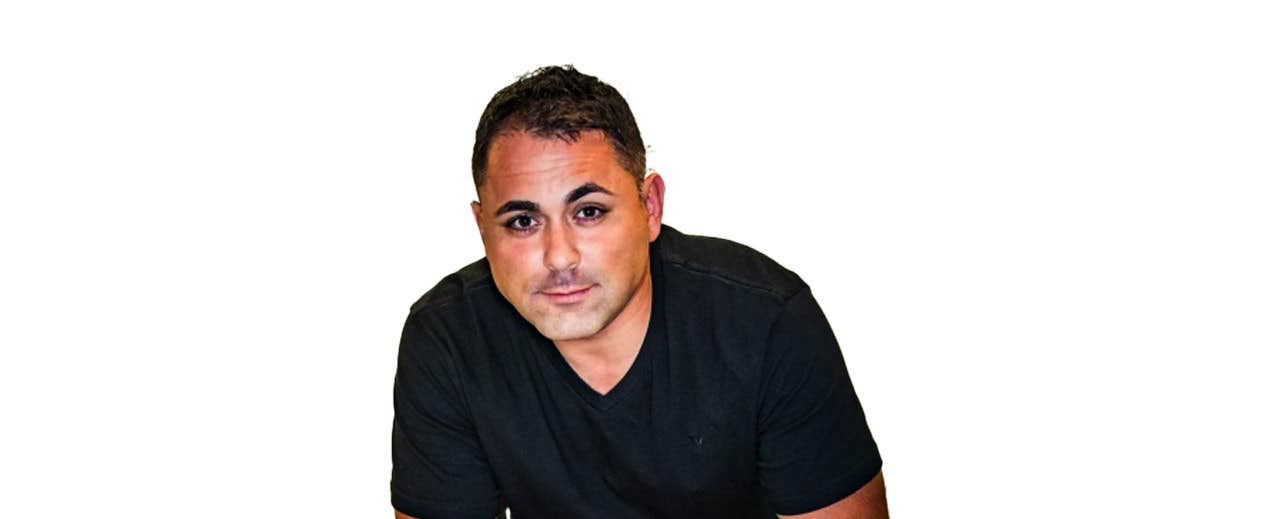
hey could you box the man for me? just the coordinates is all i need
[392,65,886,518]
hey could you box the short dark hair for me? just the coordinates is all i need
[471,65,646,189]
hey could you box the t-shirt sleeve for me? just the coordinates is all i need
[391,309,504,519]
[756,287,883,516]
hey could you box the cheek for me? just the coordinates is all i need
[487,240,543,290]
[592,226,650,275]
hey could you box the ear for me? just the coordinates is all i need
[641,173,665,242]
[470,200,485,239]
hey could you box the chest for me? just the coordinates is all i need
[470,347,764,517]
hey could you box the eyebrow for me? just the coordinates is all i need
[493,182,615,217]
[565,182,614,204]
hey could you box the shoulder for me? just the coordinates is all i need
[408,257,495,317]
[654,224,809,303]
[399,257,509,359]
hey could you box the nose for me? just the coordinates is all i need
[542,221,580,273]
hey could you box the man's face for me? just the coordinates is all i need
[472,130,664,342]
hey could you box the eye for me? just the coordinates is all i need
[576,205,609,221]
[504,214,538,233]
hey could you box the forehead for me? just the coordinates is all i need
[481,131,632,205]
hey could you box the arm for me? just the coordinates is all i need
[778,471,888,519]
[394,512,506,519]
[391,308,505,519]
[757,288,885,517]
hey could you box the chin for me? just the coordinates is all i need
[532,315,604,342]
[513,290,614,342]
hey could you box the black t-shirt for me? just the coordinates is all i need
[392,225,881,519]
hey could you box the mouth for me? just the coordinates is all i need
[539,285,593,304]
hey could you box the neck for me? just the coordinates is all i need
[553,269,653,391]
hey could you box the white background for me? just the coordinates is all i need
[2,1,1277,517]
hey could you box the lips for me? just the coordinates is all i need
[543,286,591,296]
[539,285,593,304]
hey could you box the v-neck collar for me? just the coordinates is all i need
[543,246,666,412]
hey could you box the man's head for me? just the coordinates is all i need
[469,66,665,343]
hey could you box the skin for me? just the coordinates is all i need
[395,130,887,519]
[471,130,664,394]
[778,471,889,519]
